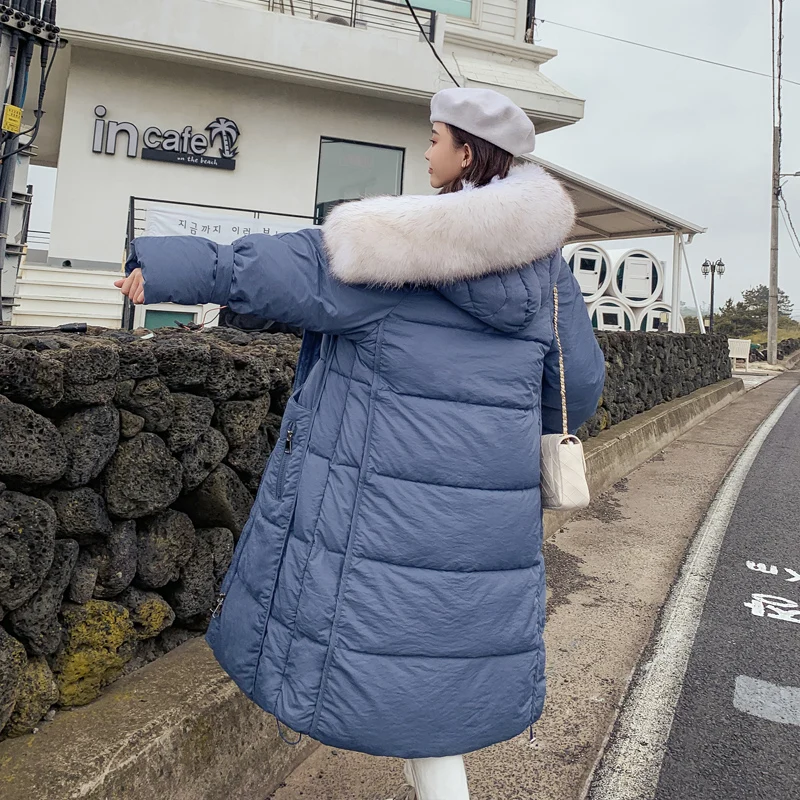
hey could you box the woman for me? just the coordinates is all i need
[118,87,605,800]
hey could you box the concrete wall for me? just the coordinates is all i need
[49,48,433,268]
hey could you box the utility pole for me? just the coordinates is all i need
[768,0,783,365]
[768,125,780,364]
[0,0,61,325]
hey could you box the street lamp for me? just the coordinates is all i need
[701,258,725,333]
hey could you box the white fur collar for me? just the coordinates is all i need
[322,163,575,287]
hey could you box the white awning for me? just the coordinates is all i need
[527,156,707,243]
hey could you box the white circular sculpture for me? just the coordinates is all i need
[587,297,636,332]
[634,303,684,333]
[605,248,665,308]
[563,244,613,304]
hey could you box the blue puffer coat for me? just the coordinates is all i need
[127,164,605,759]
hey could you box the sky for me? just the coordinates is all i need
[26,0,800,313]
[533,0,800,313]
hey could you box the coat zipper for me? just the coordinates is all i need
[211,592,226,618]
[276,424,294,497]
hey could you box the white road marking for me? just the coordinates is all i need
[743,594,800,623]
[734,676,800,727]
[586,386,800,800]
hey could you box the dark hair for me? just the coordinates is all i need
[438,124,515,194]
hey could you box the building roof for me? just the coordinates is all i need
[528,156,707,243]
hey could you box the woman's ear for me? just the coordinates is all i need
[462,144,473,169]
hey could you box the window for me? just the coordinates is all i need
[144,310,198,329]
[315,138,404,224]
[415,0,472,18]
[602,312,620,327]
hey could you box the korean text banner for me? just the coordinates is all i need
[143,204,314,245]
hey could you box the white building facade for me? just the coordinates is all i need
[11,0,586,327]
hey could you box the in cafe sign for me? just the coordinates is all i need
[92,105,240,171]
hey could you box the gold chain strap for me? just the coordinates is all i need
[553,285,568,436]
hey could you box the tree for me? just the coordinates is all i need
[682,315,701,334]
[740,285,793,328]
[713,298,759,338]
[713,284,797,338]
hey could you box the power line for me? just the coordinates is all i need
[537,18,800,88]
[779,205,800,260]
[403,0,460,87]
[780,194,800,253]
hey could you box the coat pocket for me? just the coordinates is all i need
[271,395,311,500]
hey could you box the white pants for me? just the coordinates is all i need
[403,756,470,800]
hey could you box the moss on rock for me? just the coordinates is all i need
[3,656,59,737]
[50,600,136,707]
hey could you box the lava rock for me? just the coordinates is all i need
[158,626,200,654]
[50,600,136,707]
[90,520,137,599]
[104,434,183,519]
[153,338,210,389]
[214,395,270,448]
[120,636,159,677]
[226,422,272,494]
[232,351,273,400]
[135,509,196,589]
[0,399,67,484]
[0,491,56,617]
[0,345,64,409]
[8,539,79,656]
[57,405,120,488]
[47,342,120,407]
[119,409,145,439]
[165,394,215,453]
[115,378,174,433]
[165,535,215,623]
[117,340,158,381]
[45,488,112,546]
[179,427,229,493]
[204,344,239,403]
[2,656,59,738]
[117,586,175,638]
[68,549,99,604]
[198,527,235,589]
[0,628,27,732]
[177,464,253,539]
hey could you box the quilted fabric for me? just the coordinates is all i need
[128,208,604,760]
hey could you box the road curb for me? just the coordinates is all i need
[0,378,745,800]
[544,377,745,538]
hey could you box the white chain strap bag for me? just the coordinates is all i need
[540,285,591,511]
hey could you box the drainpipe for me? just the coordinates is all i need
[525,0,536,43]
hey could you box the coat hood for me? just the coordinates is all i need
[323,163,574,287]
[322,162,574,332]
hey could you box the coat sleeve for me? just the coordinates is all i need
[541,257,605,435]
[126,230,402,337]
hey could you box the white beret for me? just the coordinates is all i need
[430,88,535,157]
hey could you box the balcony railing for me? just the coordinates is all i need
[259,0,436,42]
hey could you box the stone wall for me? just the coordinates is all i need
[578,332,732,439]
[0,328,300,739]
[777,338,800,360]
[0,328,730,740]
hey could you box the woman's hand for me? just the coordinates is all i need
[115,268,146,304]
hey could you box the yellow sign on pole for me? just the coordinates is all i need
[2,104,23,134]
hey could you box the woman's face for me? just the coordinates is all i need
[425,123,471,189]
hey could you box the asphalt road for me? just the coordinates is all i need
[654,390,800,800]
